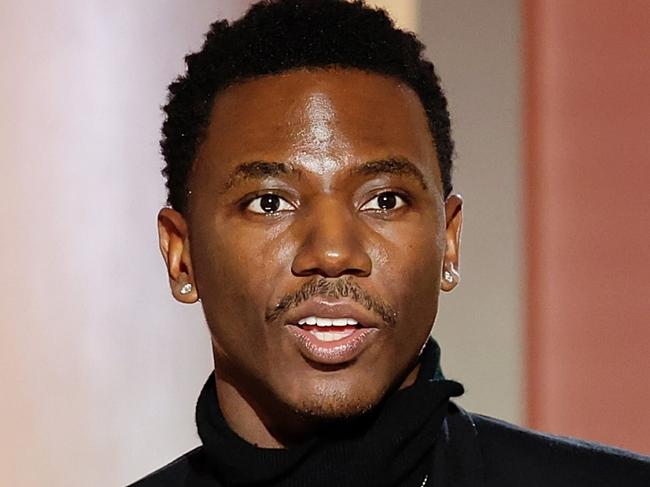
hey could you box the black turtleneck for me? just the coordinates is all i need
[129,339,650,487]
[126,340,650,487]
[194,339,463,487]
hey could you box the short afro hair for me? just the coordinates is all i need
[161,0,454,213]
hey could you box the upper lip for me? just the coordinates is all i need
[283,298,384,328]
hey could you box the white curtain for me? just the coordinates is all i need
[0,2,248,485]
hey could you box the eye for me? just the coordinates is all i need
[246,194,295,214]
[360,191,407,212]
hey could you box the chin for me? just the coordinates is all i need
[283,373,392,421]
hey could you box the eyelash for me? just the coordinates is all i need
[360,191,410,212]
[245,192,296,215]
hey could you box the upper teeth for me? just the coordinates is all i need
[298,316,358,327]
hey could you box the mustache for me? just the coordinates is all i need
[265,276,397,327]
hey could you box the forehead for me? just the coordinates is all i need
[196,68,439,185]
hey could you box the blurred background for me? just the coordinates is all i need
[1,1,648,485]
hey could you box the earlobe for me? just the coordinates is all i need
[440,263,460,292]
[157,207,199,303]
[440,194,463,293]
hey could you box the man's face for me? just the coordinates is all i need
[160,68,461,419]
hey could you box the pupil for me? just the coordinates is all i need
[260,194,280,213]
[378,193,396,210]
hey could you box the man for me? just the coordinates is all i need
[132,1,650,485]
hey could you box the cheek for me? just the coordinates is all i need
[368,219,444,321]
[189,226,287,370]
[192,221,295,315]
[370,219,443,282]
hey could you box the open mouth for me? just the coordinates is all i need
[280,298,383,364]
[286,315,378,364]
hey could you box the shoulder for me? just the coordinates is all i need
[126,447,209,487]
[466,412,650,487]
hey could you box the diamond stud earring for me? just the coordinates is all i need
[179,283,193,295]
[443,271,454,284]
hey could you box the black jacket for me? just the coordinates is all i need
[129,402,650,487]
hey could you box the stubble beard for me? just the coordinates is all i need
[287,371,403,422]
[291,390,376,420]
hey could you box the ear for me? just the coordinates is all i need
[440,194,463,292]
[157,207,199,303]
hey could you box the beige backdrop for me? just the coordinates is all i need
[417,0,523,424]
[0,1,522,485]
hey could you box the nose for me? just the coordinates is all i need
[291,197,372,278]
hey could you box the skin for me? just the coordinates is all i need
[158,68,462,448]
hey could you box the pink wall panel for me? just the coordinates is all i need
[525,0,650,454]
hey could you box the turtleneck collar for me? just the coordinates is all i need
[195,338,464,487]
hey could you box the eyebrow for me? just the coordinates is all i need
[222,156,429,191]
[223,161,298,190]
[351,157,429,190]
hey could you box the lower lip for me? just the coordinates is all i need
[285,325,379,365]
